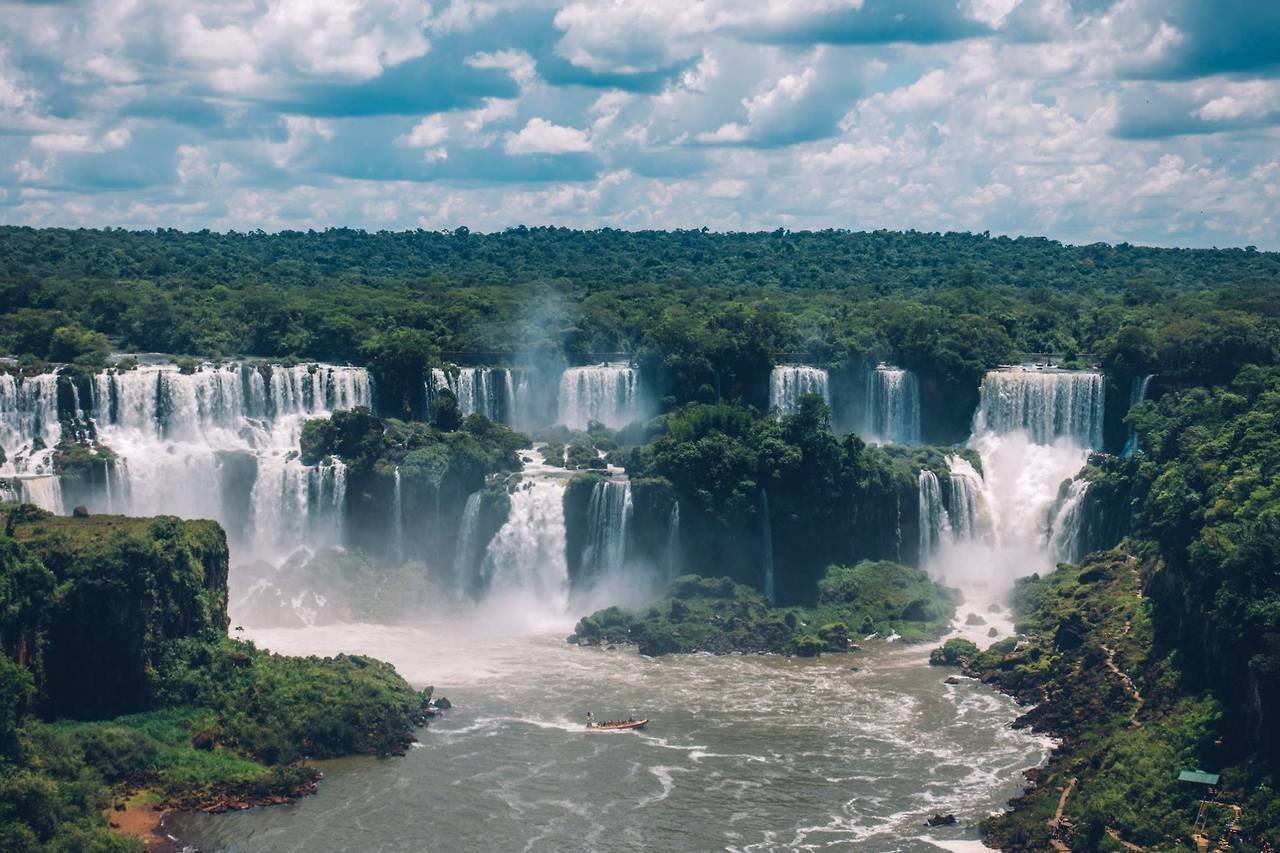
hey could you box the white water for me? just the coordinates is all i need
[769,365,829,417]
[918,470,946,564]
[581,479,633,580]
[391,467,404,564]
[428,367,516,423]
[482,474,570,626]
[1122,374,1154,457]
[0,372,61,482]
[972,367,1105,449]
[1047,478,1090,566]
[867,365,921,444]
[761,489,776,604]
[87,363,370,561]
[666,501,681,581]
[454,491,485,590]
[558,364,643,430]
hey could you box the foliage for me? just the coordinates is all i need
[569,563,955,656]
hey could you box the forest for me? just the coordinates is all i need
[2,226,1280,850]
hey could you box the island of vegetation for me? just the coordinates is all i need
[0,504,435,852]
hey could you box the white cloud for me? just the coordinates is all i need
[505,118,592,154]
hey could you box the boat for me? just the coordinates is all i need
[585,716,648,731]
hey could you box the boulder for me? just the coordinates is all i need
[944,676,961,685]
[987,627,999,638]
[964,613,987,626]
[926,814,957,827]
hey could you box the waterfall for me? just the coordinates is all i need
[1122,374,1154,457]
[581,479,632,579]
[482,478,569,615]
[19,476,64,514]
[454,491,484,588]
[391,467,404,564]
[79,362,370,560]
[558,364,641,430]
[867,365,921,444]
[769,366,829,417]
[945,455,989,542]
[428,367,511,422]
[666,501,681,580]
[917,470,947,563]
[0,372,62,478]
[1047,478,1090,565]
[973,367,1105,448]
[760,489,776,604]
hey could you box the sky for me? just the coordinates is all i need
[0,0,1278,248]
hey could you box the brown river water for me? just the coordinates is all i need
[170,619,1049,852]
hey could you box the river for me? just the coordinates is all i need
[171,618,1050,852]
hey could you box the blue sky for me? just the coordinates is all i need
[0,0,1278,247]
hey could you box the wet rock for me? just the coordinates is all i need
[433,696,452,710]
[988,627,999,638]
[944,676,962,685]
[926,813,957,827]
[987,602,1003,613]
[964,613,987,626]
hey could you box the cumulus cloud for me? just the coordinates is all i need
[0,0,1276,247]
[505,118,592,154]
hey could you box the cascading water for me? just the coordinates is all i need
[867,365,921,444]
[454,491,484,589]
[769,366,829,417]
[85,363,370,560]
[581,479,632,580]
[945,455,989,542]
[1122,374,1155,457]
[760,489,776,604]
[666,501,681,581]
[560,364,631,430]
[0,373,63,511]
[1047,478,1090,565]
[428,367,515,423]
[917,470,947,563]
[558,364,642,430]
[972,367,1105,449]
[481,477,569,621]
[391,467,404,564]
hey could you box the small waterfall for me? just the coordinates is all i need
[482,478,569,613]
[1047,478,1090,565]
[769,365,829,417]
[581,479,633,579]
[867,365,921,444]
[945,455,989,542]
[558,364,641,430]
[0,372,62,477]
[19,476,64,514]
[917,470,947,563]
[666,501,681,580]
[973,367,1105,448]
[760,489,776,604]
[454,491,484,588]
[391,467,404,564]
[1122,374,1155,457]
[428,367,510,422]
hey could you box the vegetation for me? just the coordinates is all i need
[569,564,956,657]
[0,505,431,851]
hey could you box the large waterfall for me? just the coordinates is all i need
[769,366,829,417]
[581,479,632,579]
[866,365,921,444]
[481,477,569,620]
[973,368,1105,448]
[1047,478,1090,565]
[558,364,642,430]
[84,363,370,560]
[917,470,946,563]
[454,491,485,589]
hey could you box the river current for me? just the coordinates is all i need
[171,619,1050,852]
